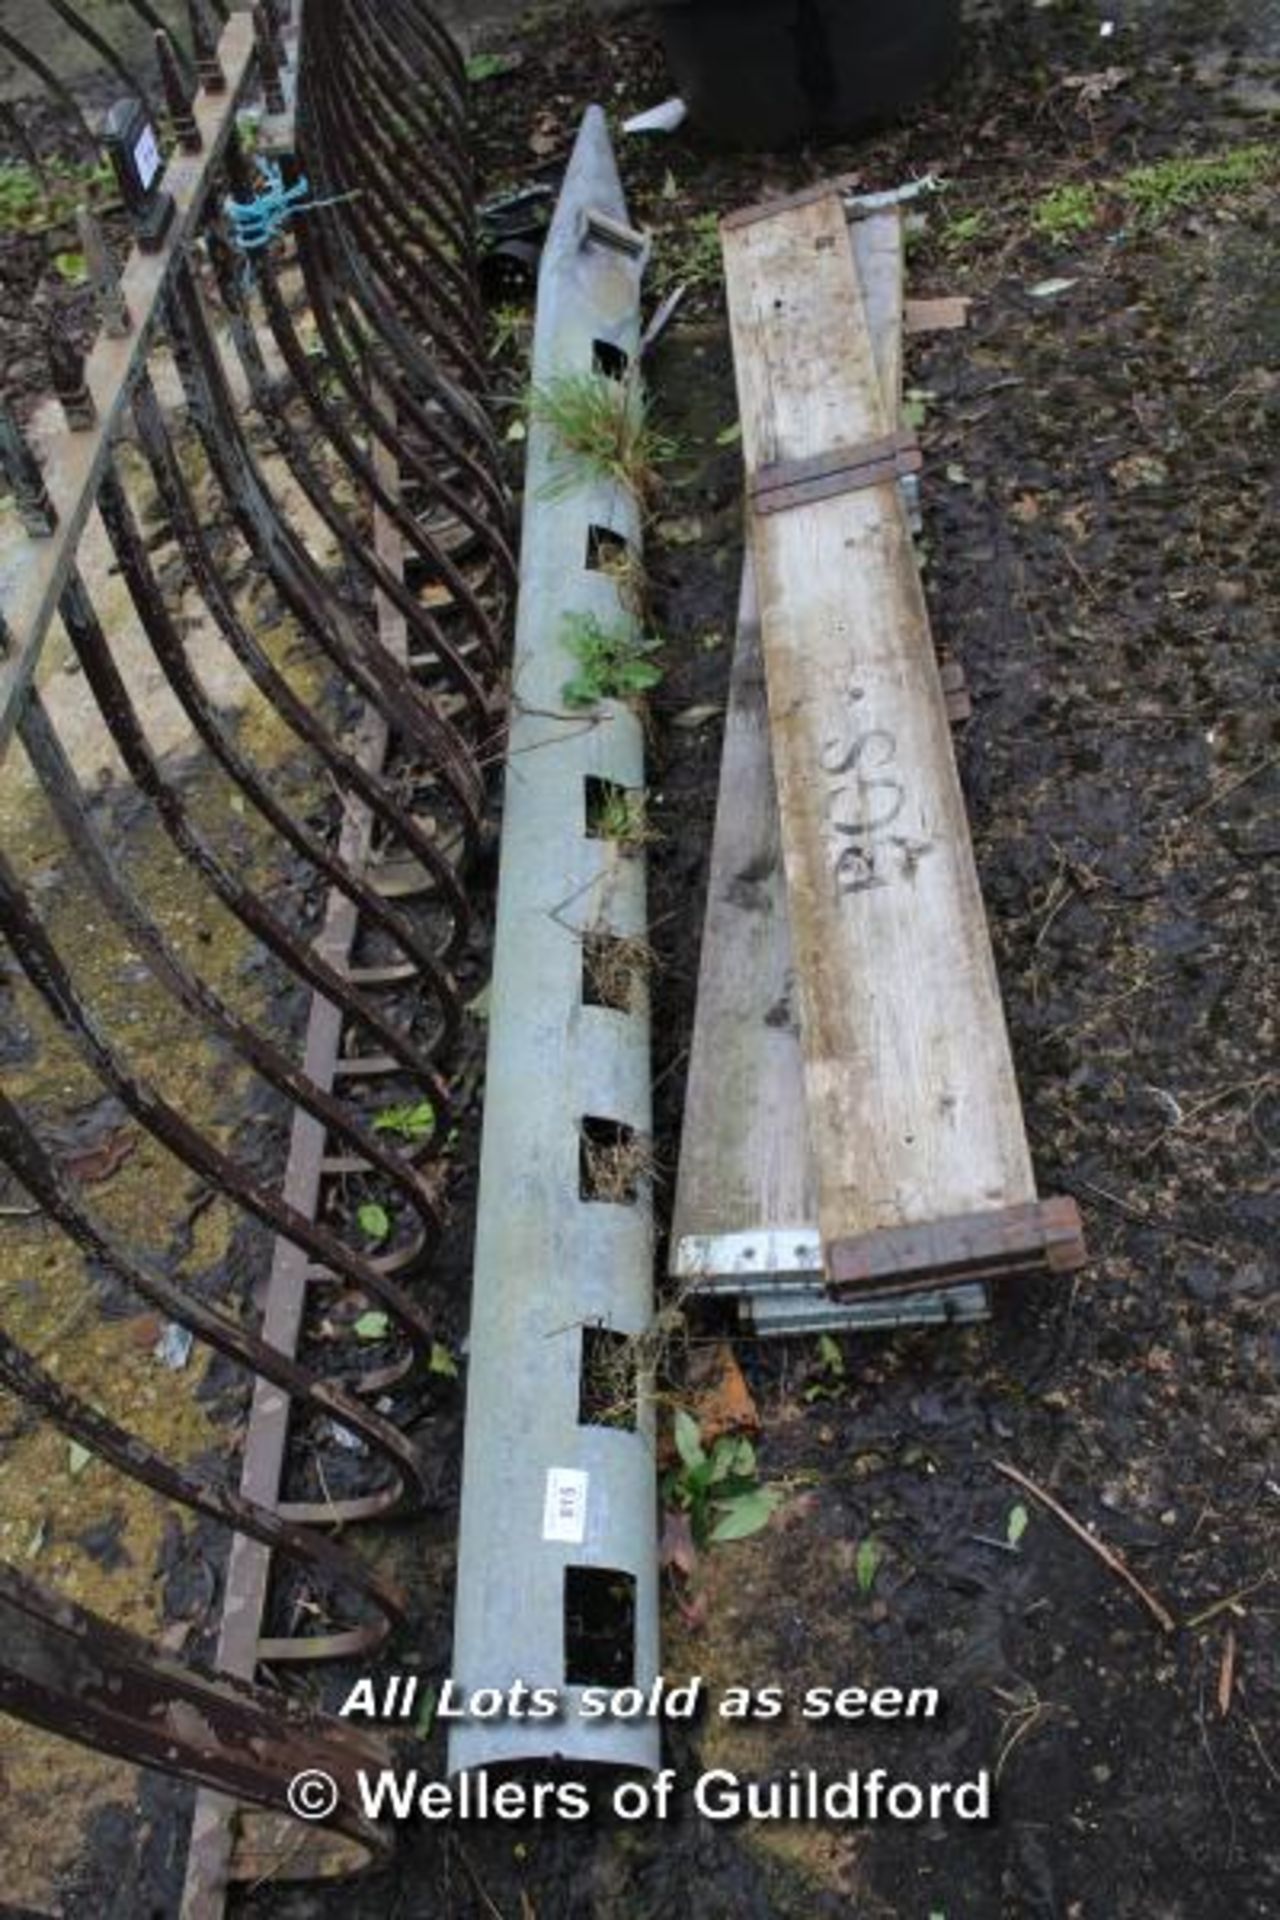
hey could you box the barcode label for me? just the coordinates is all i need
[542,1467,588,1544]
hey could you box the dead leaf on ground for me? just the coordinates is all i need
[1062,67,1130,106]
[529,112,562,157]
[1111,452,1170,492]
[1218,1627,1236,1718]
[660,1507,698,1580]
[66,1128,136,1185]
[686,1340,760,1444]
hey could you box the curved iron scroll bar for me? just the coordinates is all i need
[0,0,510,1879]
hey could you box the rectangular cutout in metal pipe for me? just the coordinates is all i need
[586,523,629,571]
[582,930,643,1012]
[584,774,646,843]
[592,339,630,380]
[564,1567,637,1686]
[578,1325,638,1431]
[580,1116,642,1205]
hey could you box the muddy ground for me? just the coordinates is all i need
[1,0,1278,1915]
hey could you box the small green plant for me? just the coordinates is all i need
[357,1201,390,1243]
[855,1536,884,1595]
[804,1332,847,1403]
[1031,182,1099,243]
[654,208,721,293]
[372,1099,437,1143]
[939,208,989,255]
[51,249,88,284]
[1006,1503,1029,1549]
[665,1410,781,1547]
[0,157,114,235]
[1117,142,1276,223]
[465,51,509,82]
[529,370,675,503]
[594,788,654,847]
[489,302,531,361]
[560,610,663,708]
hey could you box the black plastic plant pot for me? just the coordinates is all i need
[652,0,963,149]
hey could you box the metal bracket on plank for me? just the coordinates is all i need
[749,429,922,515]
[825,1196,1088,1299]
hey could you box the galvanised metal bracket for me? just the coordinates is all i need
[449,107,659,1779]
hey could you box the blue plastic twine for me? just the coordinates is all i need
[224,159,314,252]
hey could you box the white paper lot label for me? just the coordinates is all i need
[543,1467,588,1544]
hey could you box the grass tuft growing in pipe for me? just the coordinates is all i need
[529,370,675,504]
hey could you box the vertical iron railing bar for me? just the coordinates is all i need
[288,196,511,572]
[0,824,445,1327]
[241,236,509,670]
[0,100,51,176]
[226,117,500,540]
[0,1333,406,1640]
[289,104,495,468]
[0,1091,431,1505]
[96,454,475,962]
[58,563,464,1069]
[162,258,495,779]
[0,1561,391,1852]
[314,6,476,270]
[128,363,476,954]
[209,172,504,699]
[381,0,472,108]
[300,0,475,238]
[292,106,487,385]
[11,595,452,1095]
[18,692,444,1224]
[209,252,496,722]
[0,26,100,153]
[40,0,158,120]
[119,0,199,81]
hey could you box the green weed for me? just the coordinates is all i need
[560,610,663,708]
[1118,142,1276,222]
[372,1099,437,1143]
[664,1410,781,1547]
[593,788,654,848]
[939,208,989,254]
[1031,182,1099,242]
[0,157,113,235]
[654,208,721,293]
[529,370,675,503]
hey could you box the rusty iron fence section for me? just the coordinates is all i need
[0,0,510,1906]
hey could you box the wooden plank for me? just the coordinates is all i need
[670,556,813,1257]
[671,213,905,1275]
[722,188,1038,1271]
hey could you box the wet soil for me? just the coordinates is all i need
[1,0,1276,1916]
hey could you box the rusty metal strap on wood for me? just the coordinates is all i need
[749,429,922,515]
[825,1197,1087,1299]
[719,172,867,234]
